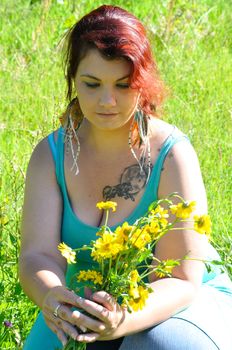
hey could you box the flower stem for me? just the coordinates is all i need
[105,210,109,228]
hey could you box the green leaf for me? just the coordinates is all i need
[210,260,224,266]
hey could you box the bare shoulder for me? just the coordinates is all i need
[157,128,207,212]
[148,117,200,174]
[29,137,50,166]
[149,117,175,145]
[27,130,60,188]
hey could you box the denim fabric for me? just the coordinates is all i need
[119,318,219,350]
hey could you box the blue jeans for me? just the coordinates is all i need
[86,318,218,350]
[119,318,219,350]
[87,284,232,350]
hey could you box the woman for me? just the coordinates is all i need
[19,5,232,350]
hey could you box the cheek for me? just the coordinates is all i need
[78,97,95,116]
[121,91,140,112]
[77,88,97,112]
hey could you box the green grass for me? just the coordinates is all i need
[0,0,231,348]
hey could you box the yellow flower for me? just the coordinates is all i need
[128,286,149,311]
[143,221,161,240]
[131,229,151,249]
[58,242,76,264]
[114,222,134,244]
[128,270,141,299]
[155,259,179,278]
[91,232,124,261]
[96,201,117,212]
[77,270,103,285]
[170,201,196,219]
[129,270,140,283]
[129,285,140,299]
[150,205,169,229]
[151,205,169,219]
[194,214,211,235]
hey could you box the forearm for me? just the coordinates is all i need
[117,277,198,337]
[19,253,66,309]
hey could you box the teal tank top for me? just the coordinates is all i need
[22,126,232,350]
[47,126,232,297]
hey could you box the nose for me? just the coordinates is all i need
[99,88,117,107]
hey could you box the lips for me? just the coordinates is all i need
[97,112,118,115]
[96,112,118,117]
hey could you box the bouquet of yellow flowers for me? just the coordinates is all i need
[58,193,211,350]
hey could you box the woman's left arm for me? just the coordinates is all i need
[75,141,210,342]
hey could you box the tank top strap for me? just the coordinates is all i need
[151,126,190,196]
[47,127,63,186]
[47,132,57,162]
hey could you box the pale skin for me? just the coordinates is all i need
[19,49,209,346]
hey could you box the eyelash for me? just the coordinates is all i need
[84,82,129,89]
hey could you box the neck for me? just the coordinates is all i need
[79,119,132,154]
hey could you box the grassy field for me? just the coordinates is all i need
[0,0,231,348]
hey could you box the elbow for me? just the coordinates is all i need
[18,253,30,289]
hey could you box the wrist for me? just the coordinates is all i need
[116,308,134,338]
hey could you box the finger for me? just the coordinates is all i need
[46,319,68,347]
[76,332,100,343]
[51,286,84,308]
[91,291,116,311]
[76,298,111,325]
[44,309,79,341]
[43,288,84,320]
[71,308,107,333]
[49,303,106,333]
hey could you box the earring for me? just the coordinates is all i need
[59,97,84,175]
[128,110,151,183]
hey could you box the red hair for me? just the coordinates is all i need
[64,5,166,116]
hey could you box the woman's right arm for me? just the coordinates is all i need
[19,137,107,345]
[19,137,66,308]
[19,137,83,344]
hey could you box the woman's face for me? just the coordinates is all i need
[74,49,140,131]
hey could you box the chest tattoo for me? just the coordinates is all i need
[103,160,152,202]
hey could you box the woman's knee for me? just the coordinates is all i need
[119,318,218,350]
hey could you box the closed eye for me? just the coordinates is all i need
[84,82,129,89]
[116,83,130,89]
[84,82,100,88]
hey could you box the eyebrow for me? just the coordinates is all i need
[80,74,130,81]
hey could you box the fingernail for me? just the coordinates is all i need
[80,325,87,332]
[73,310,81,318]
[99,325,106,331]
[77,296,83,303]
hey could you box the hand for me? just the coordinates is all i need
[75,290,126,343]
[42,286,107,346]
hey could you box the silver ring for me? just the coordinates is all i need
[53,304,62,317]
